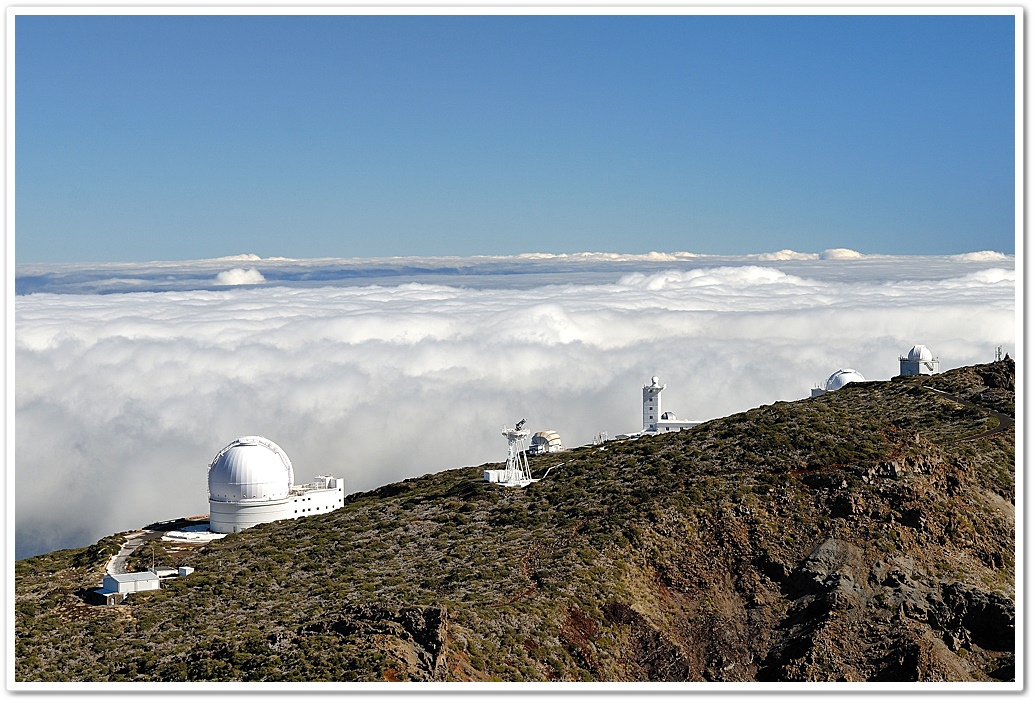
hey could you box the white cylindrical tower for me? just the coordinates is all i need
[643,376,665,433]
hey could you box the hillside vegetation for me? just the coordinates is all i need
[15,360,1015,683]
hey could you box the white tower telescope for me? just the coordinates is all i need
[643,376,665,433]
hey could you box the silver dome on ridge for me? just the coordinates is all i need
[207,436,294,503]
[824,368,866,391]
[906,344,934,361]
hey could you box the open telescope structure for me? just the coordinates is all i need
[484,419,538,488]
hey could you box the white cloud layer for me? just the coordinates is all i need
[949,250,1010,262]
[752,249,819,261]
[819,248,864,260]
[14,253,1017,559]
[214,267,266,285]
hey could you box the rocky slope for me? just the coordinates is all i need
[14,360,1015,683]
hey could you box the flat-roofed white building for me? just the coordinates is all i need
[95,570,161,605]
[287,475,344,520]
[102,571,160,594]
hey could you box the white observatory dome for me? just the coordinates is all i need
[824,368,866,392]
[208,436,294,503]
[530,430,563,452]
[907,345,934,361]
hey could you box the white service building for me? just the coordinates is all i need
[208,436,344,534]
[95,571,161,605]
[102,571,161,595]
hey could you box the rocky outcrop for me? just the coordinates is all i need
[930,582,1014,651]
[738,536,1012,682]
[302,604,448,681]
[601,601,690,681]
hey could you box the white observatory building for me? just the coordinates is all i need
[899,345,940,376]
[207,436,345,534]
[642,376,702,434]
[529,430,564,455]
[811,368,867,397]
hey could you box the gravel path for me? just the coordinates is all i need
[105,530,158,575]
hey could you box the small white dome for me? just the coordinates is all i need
[651,376,660,385]
[907,345,934,361]
[208,436,294,503]
[825,368,866,391]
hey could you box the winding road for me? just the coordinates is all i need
[920,385,1015,443]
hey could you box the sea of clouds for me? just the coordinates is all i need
[14,250,1017,559]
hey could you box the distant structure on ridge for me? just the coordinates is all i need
[641,376,703,434]
[484,419,538,487]
[899,345,940,376]
[811,369,866,397]
[207,436,344,534]
[528,430,564,455]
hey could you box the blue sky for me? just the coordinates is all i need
[15,13,1017,262]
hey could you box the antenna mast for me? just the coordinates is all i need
[995,345,1003,362]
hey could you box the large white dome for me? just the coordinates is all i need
[907,344,934,361]
[825,368,866,391]
[208,436,294,503]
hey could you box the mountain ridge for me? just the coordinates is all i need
[14,359,1015,683]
